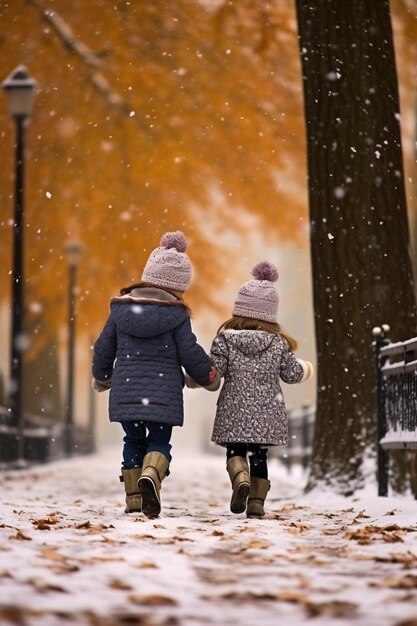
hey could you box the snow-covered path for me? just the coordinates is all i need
[0,449,416,626]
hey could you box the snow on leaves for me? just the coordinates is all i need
[1,453,417,626]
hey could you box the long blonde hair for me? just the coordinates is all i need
[217,315,298,351]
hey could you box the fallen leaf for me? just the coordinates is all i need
[245,539,270,549]
[322,527,344,536]
[26,577,67,593]
[305,600,358,618]
[346,525,405,544]
[32,520,52,530]
[10,530,32,541]
[276,590,309,603]
[39,548,68,562]
[212,530,225,537]
[352,510,371,523]
[136,562,158,569]
[109,579,133,591]
[217,591,280,602]
[375,551,417,568]
[75,520,92,529]
[90,556,125,563]
[372,575,417,589]
[129,594,177,606]
[194,567,237,584]
[286,522,310,534]
[51,563,80,574]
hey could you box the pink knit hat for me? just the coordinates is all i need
[142,231,192,292]
[233,261,279,323]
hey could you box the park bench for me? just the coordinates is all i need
[373,325,417,496]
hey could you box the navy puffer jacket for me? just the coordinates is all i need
[92,287,212,426]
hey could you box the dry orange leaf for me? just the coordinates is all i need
[109,579,132,591]
[245,539,270,550]
[129,594,178,606]
[375,551,417,568]
[371,575,417,589]
[39,548,68,562]
[10,530,32,541]
[305,600,358,618]
[275,590,309,603]
[75,520,92,529]
[27,577,67,593]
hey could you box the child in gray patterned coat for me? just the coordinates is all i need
[209,261,313,517]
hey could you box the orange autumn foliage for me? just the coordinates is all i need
[0,0,415,359]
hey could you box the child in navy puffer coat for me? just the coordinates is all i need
[92,231,217,518]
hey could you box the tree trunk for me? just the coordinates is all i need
[295,0,417,493]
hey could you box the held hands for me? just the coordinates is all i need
[185,366,220,391]
[209,366,218,383]
[92,378,111,392]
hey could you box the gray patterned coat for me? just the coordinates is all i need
[210,330,306,446]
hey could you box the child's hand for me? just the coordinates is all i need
[205,367,221,391]
[304,361,314,380]
[185,374,200,389]
[209,366,217,382]
[184,367,220,391]
[296,359,314,382]
[92,377,111,392]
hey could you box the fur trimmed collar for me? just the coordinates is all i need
[111,286,182,306]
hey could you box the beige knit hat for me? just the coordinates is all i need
[233,261,279,323]
[141,231,192,292]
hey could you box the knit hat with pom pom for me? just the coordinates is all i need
[233,261,279,323]
[141,231,192,292]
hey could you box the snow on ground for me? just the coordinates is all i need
[0,448,416,626]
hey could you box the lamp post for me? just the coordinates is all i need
[63,241,83,455]
[2,66,37,466]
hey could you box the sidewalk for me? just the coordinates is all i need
[0,448,416,626]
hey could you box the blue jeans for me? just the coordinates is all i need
[121,421,173,469]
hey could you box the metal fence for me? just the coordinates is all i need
[373,325,417,497]
[273,404,315,471]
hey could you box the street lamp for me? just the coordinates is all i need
[63,241,83,455]
[2,66,37,466]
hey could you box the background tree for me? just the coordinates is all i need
[0,0,306,344]
[295,0,417,493]
[1,0,417,441]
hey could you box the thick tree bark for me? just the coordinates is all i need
[295,0,417,492]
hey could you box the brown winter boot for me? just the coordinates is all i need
[246,477,271,517]
[120,467,142,514]
[226,456,250,514]
[138,452,169,518]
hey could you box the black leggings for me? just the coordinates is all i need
[226,443,268,479]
